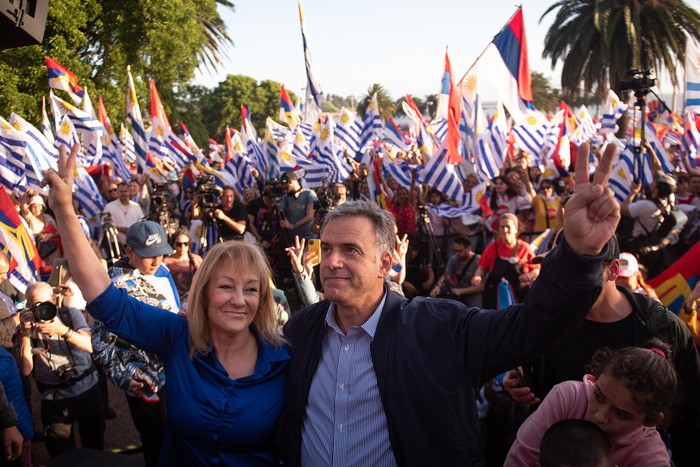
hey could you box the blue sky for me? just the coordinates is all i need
[194,0,691,104]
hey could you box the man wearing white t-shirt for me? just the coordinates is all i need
[102,182,145,245]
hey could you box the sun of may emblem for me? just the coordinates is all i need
[369,101,376,110]
[296,132,304,142]
[527,115,538,125]
[321,128,330,140]
[60,121,71,135]
[341,114,350,123]
[280,151,291,162]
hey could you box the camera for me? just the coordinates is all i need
[619,69,656,92]
[197,176,223,214]
[55,363,77,383]
[32,301,57,322]
[151,183,171,209]
[267,178,287,200]
[314,187,338,212]
[101,211,114,226]
[417,204,429,221]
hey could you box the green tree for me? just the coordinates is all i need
[199,74,283,139]
[197,1,236,71]
[531,71,560,113]
[356,84,396,121]
[540,0,700,101]
[0,0,232,127]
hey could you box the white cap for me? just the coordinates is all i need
[618,253,639,278]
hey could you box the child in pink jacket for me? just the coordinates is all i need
[506,339,676,467]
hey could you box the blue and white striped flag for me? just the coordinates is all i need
[512,110,548,161]
[0,119,26,191]
[119,123,137,166]
[431,118,448,143]
[298,0,324,109]
[125,66,148,172]
[358,93,383,158]
[600,90,628,133]
[335,107,361,154]
[685,37,700,113]
[291,125,311,160]
[417,140,464,202]
[382,155,412,190]
[9,113,58,193]
[571,105,597,145]
[475,101,508,182]
[54,115,80,150]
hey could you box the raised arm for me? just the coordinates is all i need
[42,145,111,302]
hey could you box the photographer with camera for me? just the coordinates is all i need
[213,186,248,242]
[16,281,104,459]
[621,146,688,277]
[429,236,484,307]
[279,171,317,247]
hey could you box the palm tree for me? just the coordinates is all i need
[356,84,396,121]
[531,71,560,113]
[197,0,236,71]
[540,0,700,101]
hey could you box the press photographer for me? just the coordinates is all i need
[16,282,104,459]
[279,171,317,247]
[213,186,248,241]
[147,183,180,237]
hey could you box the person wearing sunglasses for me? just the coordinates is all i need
[163,230,202,311]
[532,178,564,235]
[17,281,104,459]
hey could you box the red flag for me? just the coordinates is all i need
[224,127,234,164]
[149,78,171,130]
[444,51,463,164]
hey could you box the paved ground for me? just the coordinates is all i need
[30,380,144,466]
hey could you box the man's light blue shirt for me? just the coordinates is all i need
[301,292,397,466]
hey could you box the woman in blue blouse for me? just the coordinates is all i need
[43,145,289,466]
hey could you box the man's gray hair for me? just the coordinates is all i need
[321,201,396,256]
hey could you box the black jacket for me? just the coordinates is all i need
[283,239,607,466]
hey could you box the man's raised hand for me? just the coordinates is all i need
[563,141,620,256]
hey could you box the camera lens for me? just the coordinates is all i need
[33,301,57,322]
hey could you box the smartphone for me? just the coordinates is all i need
[135,379,159,403]
[307,239,321,267]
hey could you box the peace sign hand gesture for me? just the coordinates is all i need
[563,141,620,256]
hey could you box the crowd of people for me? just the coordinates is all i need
[0,139,699,467]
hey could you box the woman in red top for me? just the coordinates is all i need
[471,213,539,308]
[389,185,417,239]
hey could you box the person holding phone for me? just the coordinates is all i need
[43,145,289,466]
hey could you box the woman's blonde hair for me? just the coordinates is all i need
[186,241,283,357]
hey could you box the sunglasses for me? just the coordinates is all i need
[175,242,190,247]
[109,188,117,192]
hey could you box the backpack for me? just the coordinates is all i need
[648,203,687,242]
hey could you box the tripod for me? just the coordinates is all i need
[195,211,220,257]
[417,207,445,275]
[98,215,123,267]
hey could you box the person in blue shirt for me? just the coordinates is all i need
[43,144,290,466]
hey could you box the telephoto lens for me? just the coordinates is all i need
[32,301,58,322]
